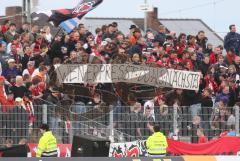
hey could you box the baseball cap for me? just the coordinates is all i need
[129,25,137,30]
[15,97,23,102]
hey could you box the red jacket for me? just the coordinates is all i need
[2,25,8,33]
[204,76,218,93]
[209,52,217,65]
[176,43,186,55]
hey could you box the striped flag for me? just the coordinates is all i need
[49,0,103,26]
[31,0,103,27]
[59,18,81,33]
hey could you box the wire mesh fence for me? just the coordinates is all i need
[0,103,239,147]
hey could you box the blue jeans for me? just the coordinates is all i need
[71,102,86,135]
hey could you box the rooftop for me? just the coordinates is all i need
[84,17,223,47]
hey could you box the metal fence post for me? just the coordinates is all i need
[42,104,48,124]
[235,105,240,136]
[109,106,114,143]
[173,105,178,135]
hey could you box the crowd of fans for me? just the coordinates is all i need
[0,19,240,145]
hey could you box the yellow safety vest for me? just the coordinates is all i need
[36,131,58,158]
[146,132,168,155]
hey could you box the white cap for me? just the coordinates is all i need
[7,59,15,64]
[15,97,23,102]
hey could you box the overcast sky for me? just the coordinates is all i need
[0,0,239,37]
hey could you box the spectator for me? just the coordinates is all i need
[138,106,154,139]
[5,90,15,112]
[165,89,184,106]
[21,45,32,68]
[129,28,142,46]
[30,77,44,101]
[46,87,62,142]
[131,53,141,65]
[32,65,48,83]
[1,20,10,34]
[30,24,39,40]
[0,42,8,62]
[200,55,210,76]
[154,25,166,46]
[189,116,202,143]
[22,92,35,129]
[224,24,240,54]
[211,100,227,131]
[17,22,30,34]
[196,31,208,52]
[201,88,213,117]
[112,22,119,33]
[2,59,21,82]
[233,56,240,73]
[205,43,213,56]
[130,37,146,55]
[42,26,52,43]
[176,33,187,56]
[10,76,28,99]
[102,24,116,40]
[145,30,154,49]
[128,25,137,38]
[187,35,197,49]
[185,88,202,118]
[225,48,235,65]
[154,96,170,135]
[6,34,22,55]
[215,86,230,105]
[226,111,235,130]
[31,34,44,57]
[4,23,17,43]
[22,61,35,77]
[10,97,29,144]
[0,76,8,107]
[21,32,32,46]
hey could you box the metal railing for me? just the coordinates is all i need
[0,103,239,147]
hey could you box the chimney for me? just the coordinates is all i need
[5,6,23,27]
[146,7,161,31]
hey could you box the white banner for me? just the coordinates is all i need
[56,64,201,90]
[109,140,147,157]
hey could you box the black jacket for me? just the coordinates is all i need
[130,44,143,55]
[196,36,208,51]
[199,62,210,76]
[154,32,166,46]
[224,32,240,53]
